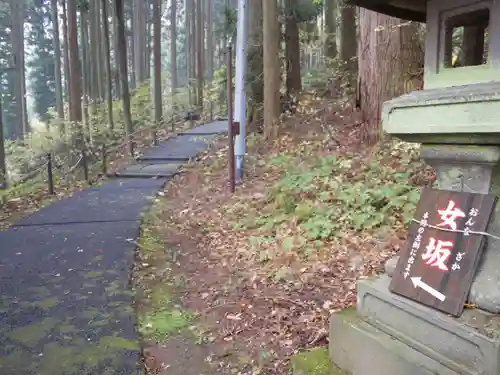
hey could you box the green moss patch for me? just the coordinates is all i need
[135,204,196,343]
[138,285,193,342]
[8,318,58,348]
[290,347,345,375]
[30,297,60,310]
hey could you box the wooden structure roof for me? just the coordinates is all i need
[347,0,426,22]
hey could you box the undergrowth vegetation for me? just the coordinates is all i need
[137,95,437,373]
[4,72,227,188]
[229,138,426,264]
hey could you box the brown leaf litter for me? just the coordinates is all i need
[140,97,436,374]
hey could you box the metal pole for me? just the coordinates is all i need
[130,139,135,157]
[227,45,235,193]
[101,144,107,175]
[233,0,248,181]
[0,95,6,190]
[152,129,158,146]
[47,153,55,195]
[82,149,89,182]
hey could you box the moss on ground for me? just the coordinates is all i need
[138,284,193,341]
[7,318,58,348]
[136,208,194,343]
[290,347,346,375]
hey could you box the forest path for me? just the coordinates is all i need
[0,120,227,375]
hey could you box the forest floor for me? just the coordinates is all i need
[134,96,436,374]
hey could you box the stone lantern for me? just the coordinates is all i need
[329,1,500,375]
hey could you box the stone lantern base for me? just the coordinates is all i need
[328,275,500,375]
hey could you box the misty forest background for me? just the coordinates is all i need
[0,0,469,194]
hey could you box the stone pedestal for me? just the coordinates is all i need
[329,88,500,374]
[329,276,500,375]
[329,144,500,375]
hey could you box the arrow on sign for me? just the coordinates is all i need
[411,277,446,302]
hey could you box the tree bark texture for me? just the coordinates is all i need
[114,0,134,155]
[67,0,82,123]
[170,0,178,93]
[358,9,424,144]
[196,0,204,109]
[51,0,64,120]
[153,0,162,124]
[339,1,357,74]
[285,0,301,95]
[247,0,263,131]
[61,0,72,118]
[102,0,114,129]
[263,0,281,140]
[324,0,337,59]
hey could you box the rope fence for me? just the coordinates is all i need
[0,99,226,202]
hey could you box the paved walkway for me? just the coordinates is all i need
[0,121,227,374]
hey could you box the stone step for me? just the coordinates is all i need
[109,163,181,179]
[137,134,216,163]
[329,309,457,375]
[177,120,229,135]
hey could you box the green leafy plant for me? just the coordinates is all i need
[244,140,424,253]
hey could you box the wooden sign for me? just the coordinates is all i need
[389,188,497,316]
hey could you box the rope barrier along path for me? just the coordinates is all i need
[410,219,500,242]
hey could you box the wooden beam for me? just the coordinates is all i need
[346,0,426,22]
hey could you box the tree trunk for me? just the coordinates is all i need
[196,0,203,109]
[96,0,105,101]
[133,0,146,84]
[67,0,82,123]
[284,0,301,95]
[90,0,102,103]
[263,0,280,140]
[61,0,72,118]
[114,0,134,154]
[110,0,121,97]
[10,0,28,137]
[170,0,178,96]
[186,0,193,104]
[51,0,64,120]
[152,0,162,133]
[189,0,196,105]
[145,4,151,80]
[85,9,96,118]
[128,3,136,89]
[80,8,89,130]
[247,0,263,131]
[206,0,213,81]
[358,9,424,144]
[19,3,28,134]
[102,0,114,130]
[324,0,337,59]
[339,0,357,75]
[0,95,6,189]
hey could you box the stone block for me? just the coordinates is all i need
[114,163,181,178]
[356,275,500,375]
[384,256,398,276]
[329,309,456,375]
[381,82,500,144]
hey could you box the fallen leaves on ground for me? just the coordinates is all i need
[144,97,436,374]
